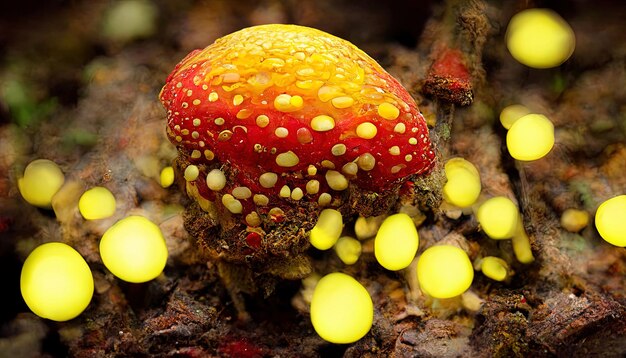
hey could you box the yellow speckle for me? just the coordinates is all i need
[331,144,346,156]
[408,137,417,145]
[20,242,94,321]
[274,94,303,112]
[334,236,362,265]
[276,151,300,167]
[595,195,626,247]
[79,187,116,220]
[417,245,473,299]
[160,166,175,188]
[290,95,304,107]
[342,162,358,176]
[291,187,304,200]
[374,214,418,270]
[18,159,65,209]
[310,272,373,344]
[192,99,201,106]
[259,172,278,188]
[306,180,320,194]
[310,208,343,250]
[222,194,243,214]
[193,118,201,126]
[331,96,354,109]
[318,193,332,206]
[232,186,252,199]
[356,122,377,139]
[191,150,201,159]
[204,150,215,160]
[236,109,253,119]
[311,115,335,132]
[253,194,268,207]
[307,165,318,176]
[245,212,261,227]
[206,169,226,191]
[507,114,554,161]
[476,196,519,239]
[325,170,349,191]
[100,216,168,283]
[357,153,376,171]
[208,92,218,102]
[388,146,400,156]
[279,185,291,198]
[317,86,343,102]
[256,114,270,128]
[184,165,199,181]
[233,94,244,106]
[394,122,406,134]
[275,127,289,138]
[215,117,225,125]
[378,102,400,120]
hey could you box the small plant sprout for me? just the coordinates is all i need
[334,236,362,265]
[506,8,575,69]
[594,195,626,247]
[506,114,555,161]
[20,242,94,321]
[374,213,419,271]
[18,159,65,209]
[476,196,519,239]
[160,166,175,188]
[479,256,510,282]
[310,272,373,344]
[417,245,474,299]
[309,209,343,250]
[499,104,531,130]
[78,186,116,220]
[99,215,168,283]
[443,158,481,208]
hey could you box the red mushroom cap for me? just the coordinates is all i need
[160,24,435,218]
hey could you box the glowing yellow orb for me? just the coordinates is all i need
[375,213,419,270]
[476,196,519,239]
[78,186,116,220]
[443,158,481,208]
[160,166,175,188]
[100,215,168,283]
[20,242,94,321]
[18,159,65,209]
[595,195,626,247]
[310,209,343,250]
[506,114,554,161]
[417,245,474,299]
[310,272,373,343]
[500,104,531,130]
[334,236,362,265]
[506,8,575,68]
[480,256,509,282]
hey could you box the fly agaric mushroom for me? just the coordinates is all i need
[160,24,438,273]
